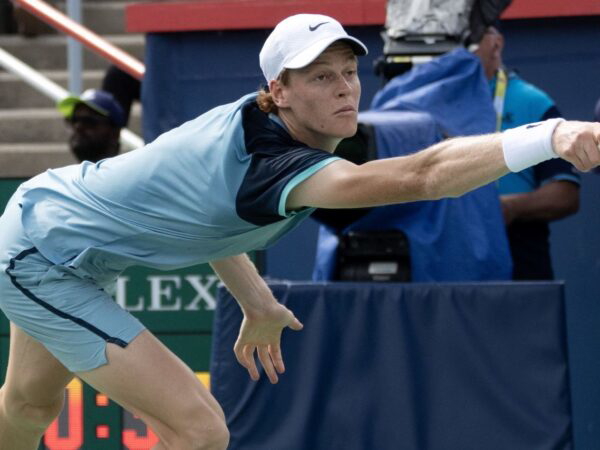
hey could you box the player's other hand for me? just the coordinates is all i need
[234,302,303,384]
[553,121,600,172]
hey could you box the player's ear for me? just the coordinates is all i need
[270,79,289,108]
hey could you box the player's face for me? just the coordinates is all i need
[275,42,361,151]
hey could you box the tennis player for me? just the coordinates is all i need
[1,13,599,450]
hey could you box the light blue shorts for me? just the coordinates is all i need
[0,194,145,372]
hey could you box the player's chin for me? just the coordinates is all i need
[331,119,358,139]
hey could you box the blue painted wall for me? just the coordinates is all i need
[501,17,600,450]
[142,26,385,142]
[143,16,600,448]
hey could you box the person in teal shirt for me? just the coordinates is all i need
[475,25,580,280]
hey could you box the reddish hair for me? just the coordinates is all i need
[256,70,289,114]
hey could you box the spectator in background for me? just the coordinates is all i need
[474,25,580,280]
[101,65,141,127]
[58,89,125,163]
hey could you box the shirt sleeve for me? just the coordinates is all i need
[534,158,581,187]
[236,146,340,225]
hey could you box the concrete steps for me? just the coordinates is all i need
[0,0,144,177]
[78,1,139,35]
[0,70,105,108]
[0,108,70,143]
[0,34,144,71]
[0,104,142,142]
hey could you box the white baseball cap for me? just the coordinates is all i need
[259,14,368,83]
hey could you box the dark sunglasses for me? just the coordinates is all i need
[66,115,112,127]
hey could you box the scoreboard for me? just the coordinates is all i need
[39,375,209,449]
[0,179,227,449]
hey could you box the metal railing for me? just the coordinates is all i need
[66,0,83,94]
[0,48,144,151]
[2,0,145,150]
[14,0,144,79]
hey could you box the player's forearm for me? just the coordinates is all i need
[395,133,508,200]
[209,254,276,315]
[356,133,508,204]
[286,133,509,210]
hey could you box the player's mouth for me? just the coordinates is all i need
[334,105,356,115]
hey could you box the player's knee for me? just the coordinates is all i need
[1,387,64,431]
[190,417,230,450]
[165,408,229,450]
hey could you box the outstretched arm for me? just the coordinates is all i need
[210,254,303,384]
[286,120,600,210]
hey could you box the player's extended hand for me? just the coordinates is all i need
[234,302,303,384]
[553,121,600,172]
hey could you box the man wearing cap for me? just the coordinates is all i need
[474,26,581,280]
[58,88,126,163]
[1,14,600,450]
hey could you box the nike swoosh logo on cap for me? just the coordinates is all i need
[309,22,329,31]
[526,123,542,129]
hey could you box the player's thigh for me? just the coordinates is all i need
[78,330,224,431]
[2,323,73,407]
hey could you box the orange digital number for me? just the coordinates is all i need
[121,372,209,450]
[41,372,209,449]
[122,410,159,450]
[43,379,83,450]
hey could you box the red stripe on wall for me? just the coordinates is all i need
[126,1,386,33]
[503,0,600,19]
[126,0,600,33]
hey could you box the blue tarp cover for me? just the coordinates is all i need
[211,282,573,450]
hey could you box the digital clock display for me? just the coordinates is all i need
[41,374,210,449]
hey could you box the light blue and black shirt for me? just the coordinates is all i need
[18,93,340,282]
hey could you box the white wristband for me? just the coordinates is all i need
[501,118,564,172]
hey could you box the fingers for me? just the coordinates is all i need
[234,343,284,384]
[257,344,288,384]
[257,346,279,384]
[269,344,285,374]
[557,122,600,172]
[569,151,587,173]
[574,134,600,172]
[288,317,304,331]
[233,309,304,383]
[243,345,260,381]
[235,343,260,381]
[586,134,600,168]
